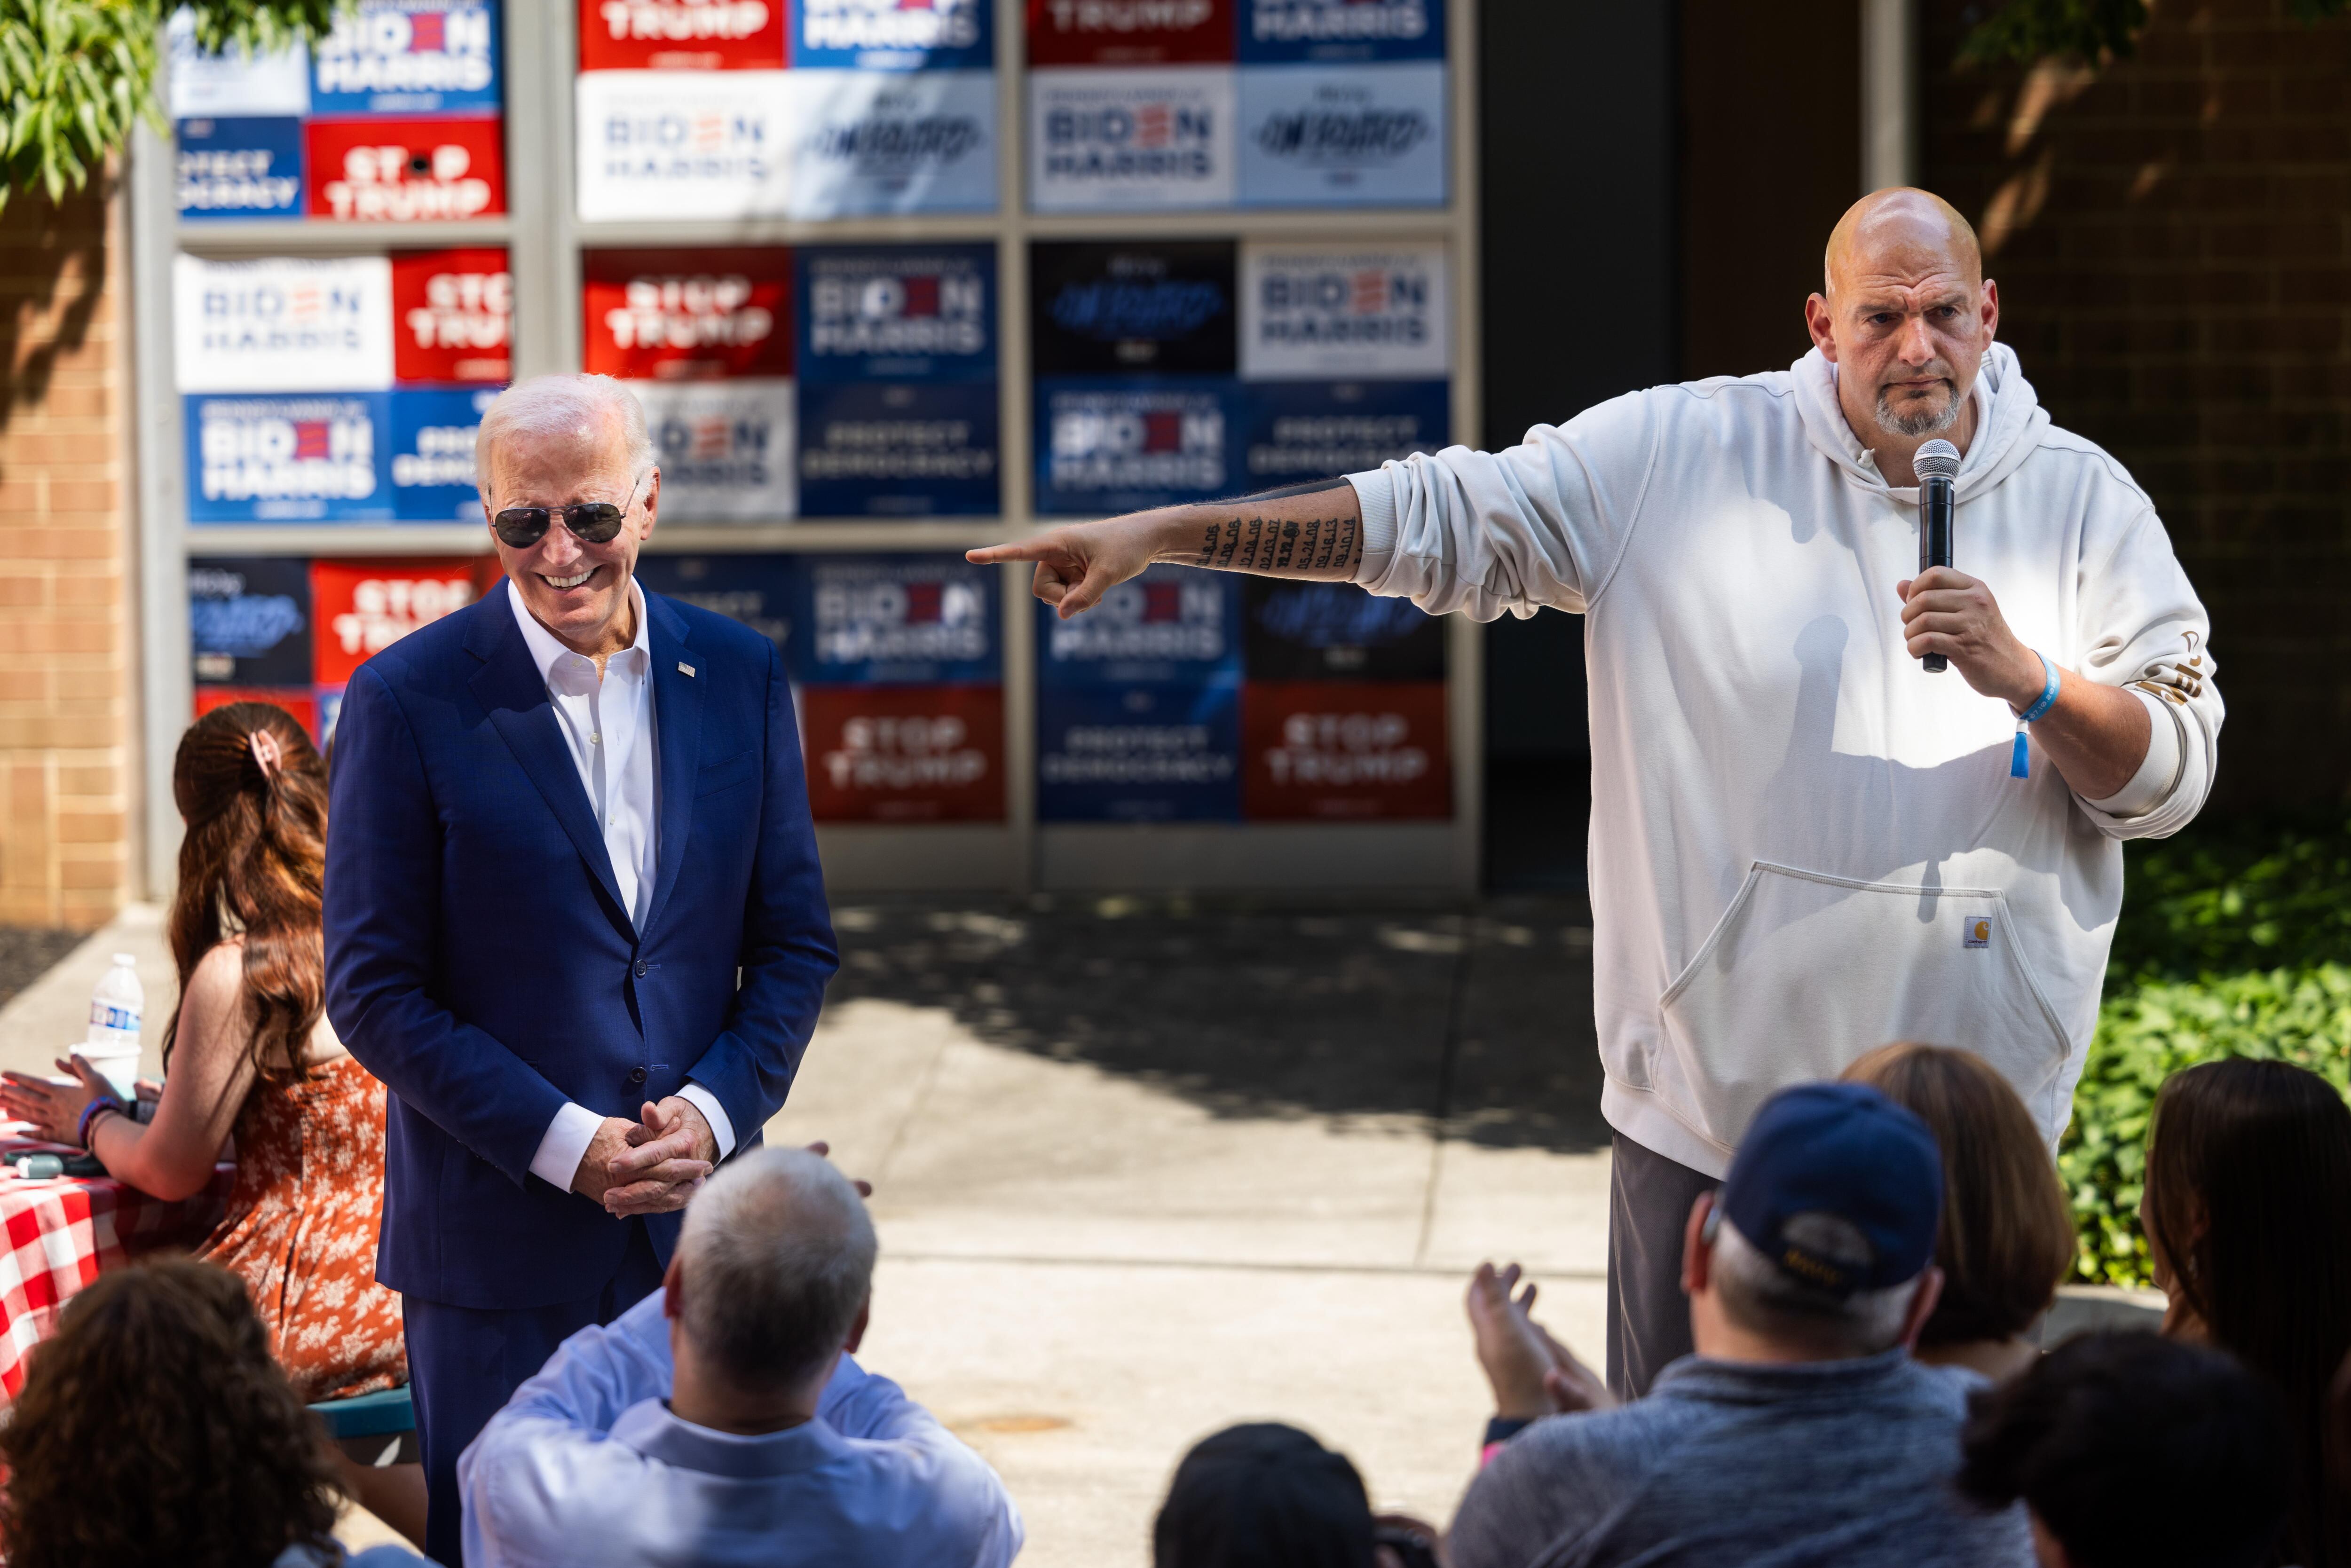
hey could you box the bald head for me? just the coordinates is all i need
[1825,189,1982,299]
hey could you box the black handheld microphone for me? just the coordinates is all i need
[1913,438,1961,673]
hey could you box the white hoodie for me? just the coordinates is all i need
[1346,346,2221,1177]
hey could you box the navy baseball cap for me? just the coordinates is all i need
[1720,1082,1943,1296]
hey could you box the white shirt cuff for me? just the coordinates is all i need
[1344,467,1396,582]
[530,1101,607,1192]
[2086,687,2184,819]
[677,1083,736,1159]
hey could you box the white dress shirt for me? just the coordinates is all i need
[510,580,735,1191]
[458,1294,1024,1568]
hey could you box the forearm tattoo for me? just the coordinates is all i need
[1193,513,1358,575]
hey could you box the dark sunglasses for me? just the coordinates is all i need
[491,475,646,548]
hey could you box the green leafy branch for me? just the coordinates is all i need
[0,0,340,211]
[1962,0,2351,65]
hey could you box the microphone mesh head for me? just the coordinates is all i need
[1913,439,1961,484]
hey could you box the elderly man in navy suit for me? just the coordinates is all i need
[324,373,839,1565]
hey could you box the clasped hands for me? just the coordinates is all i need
[571,1098,714,1216]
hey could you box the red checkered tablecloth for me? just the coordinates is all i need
[0,1141,234,1403]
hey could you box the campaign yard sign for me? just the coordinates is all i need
[798,245,994,382]
[175,256,396,395]
[1033,240,1236,376]
[1237,0,1444,62]
[789,0,993,71]
[1236,60,1444,206]
[1036,380,1240,515]
[309,558,487,685]
[1242,578,1443,682]
[1241,378,1446,488]
[1028,66,1235,211]
[388,387,497,521]
[575,71,794,220]
[579,0,787,70]
[177,118,306,220]
[310,0,502,115]
[186,394,395,523]
[1240,679,1448,818]
[779,69,998,217]
[168,13,310,119]
[790,553,1000,685]
[196,685,321,742]
[1037,563,1238,687]
[306,116,506,221]
[633,378,799,520]
[393,248,512,384]
[1239,242,1447,379]
[798,382,998,516]
[632,554,797,660]
[801,685,1005,821]
[585,249,795,382]
[1036,679,1241,822]
[189,558,313,687]
[1027,0,1235,66]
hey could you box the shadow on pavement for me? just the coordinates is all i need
[821,894,1611,1153]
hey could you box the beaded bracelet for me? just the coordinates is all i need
[76,1096,125,1150]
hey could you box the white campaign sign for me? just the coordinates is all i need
[167,9,312,118]
[1028,66,1237,213]
[576,71,794,221]
[780,69,998,218]
[174,255,395,394]
[1239,240,1450,380]
[631,378,798,520]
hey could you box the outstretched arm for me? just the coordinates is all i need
[967,478,1363,618]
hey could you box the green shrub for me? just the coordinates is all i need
[2063,809,2351,1287]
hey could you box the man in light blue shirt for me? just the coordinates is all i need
[457,1148,1023,1568]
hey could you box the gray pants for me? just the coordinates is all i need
[1605,1130,1719,1399]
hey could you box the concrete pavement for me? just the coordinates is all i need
[0,898,1615,1564]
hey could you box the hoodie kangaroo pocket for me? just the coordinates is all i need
[1657,861,2071,1153]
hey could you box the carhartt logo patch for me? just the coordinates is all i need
[1964,918,1992,950]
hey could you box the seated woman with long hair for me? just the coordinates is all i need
[1841,1042,2078,1382]
[2142,1056,2351,1568]
[0,705,418,1535]
[0,1257,426,1568]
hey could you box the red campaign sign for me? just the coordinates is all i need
[194,686,320,747]
[310,559,495,686]
[1241,680,1450,820]
[1027,0,1234,66]
[583,248,794,382]
[392,248,513,385]
[578,0,785,71]
[801,685,1005,823]
[305,117,508,222]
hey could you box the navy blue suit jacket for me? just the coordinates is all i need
[323,579,838,1309]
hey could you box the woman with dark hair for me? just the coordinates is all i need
[0,705,417,1534]
[2143,1057,2351,1568]
[1155,1424,1443,1568]
[1842,1042,2077,1382]
[0,1257,426,1568]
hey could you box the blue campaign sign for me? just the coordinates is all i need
[789,553,1000,686]
[1236,60,1446,206]
[189,557,312,686]
[634,555,799,666]
[789,0,992,71]
[1240,377,1447,490]
[797,244,995,384]
[1238,0,1445,62]
[176,118,305,221]
[389,386,496,521]
[1036,562,1239,688]
[309,0,500,116]
[1034,377,1245,516]
[797,380,999,517]
[1036,678,1242,823]
[185,392,395,523]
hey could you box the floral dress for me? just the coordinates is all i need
[201,1055,407,1402]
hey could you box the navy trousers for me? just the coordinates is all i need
[405,1219,666,1567]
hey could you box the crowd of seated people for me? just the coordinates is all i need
[0,711,2346,1568]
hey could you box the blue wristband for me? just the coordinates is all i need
[2011,653,2060,779]
[76,1095,124,1150]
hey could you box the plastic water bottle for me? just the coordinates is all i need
[86,954,142,1050]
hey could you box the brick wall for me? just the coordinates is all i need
[1925,0,2351,810]
[0,180,137,928]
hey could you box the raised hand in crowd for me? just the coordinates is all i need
[1465,1262,1615,1422]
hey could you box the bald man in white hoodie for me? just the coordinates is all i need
[971,189,2219,1396]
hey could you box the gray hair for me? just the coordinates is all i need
[1710,1216,1917,1357]
[475,372,656,491]
[676,1148,878,1390]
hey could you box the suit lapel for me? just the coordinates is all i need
[465,581,632,929]
[640,589,705,938]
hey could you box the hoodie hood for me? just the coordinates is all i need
[1791,341,2049,503]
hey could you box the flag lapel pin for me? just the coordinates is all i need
[678,662,695,678]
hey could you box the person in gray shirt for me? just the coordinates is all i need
[1451,1082,2033,1568]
